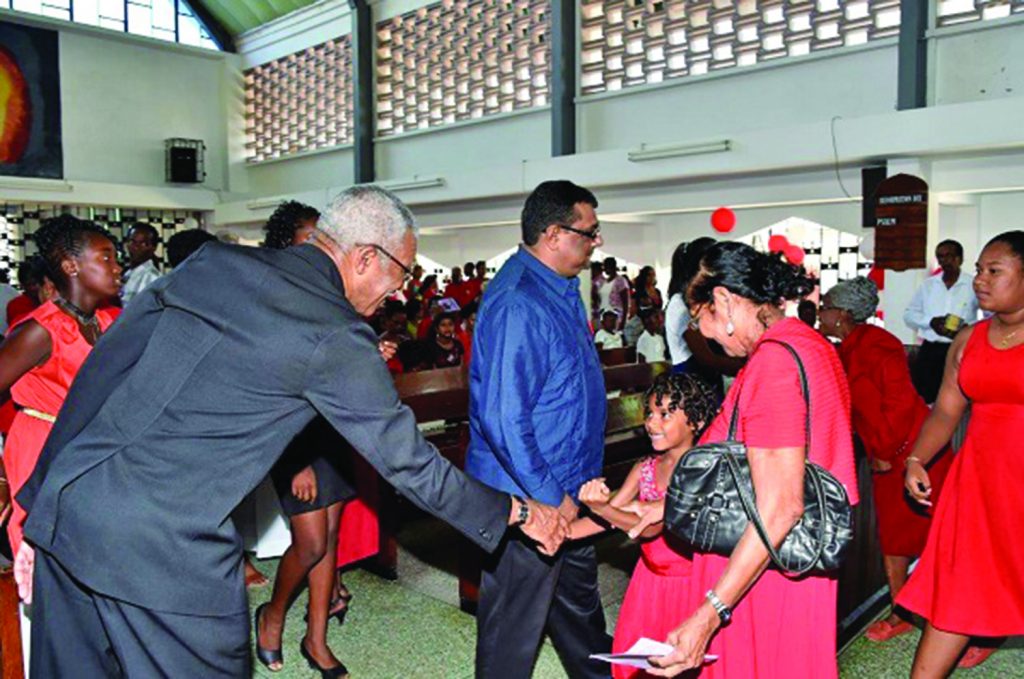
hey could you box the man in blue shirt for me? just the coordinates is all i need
[468,180,611,678]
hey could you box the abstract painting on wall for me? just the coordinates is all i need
[0,21,62,179]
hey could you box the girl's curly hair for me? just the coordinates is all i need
[643,372,719,440]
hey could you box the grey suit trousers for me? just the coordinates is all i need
[30,550,250,678]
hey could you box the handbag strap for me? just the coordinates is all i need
[723,337,828,575]
[727,339,811,459]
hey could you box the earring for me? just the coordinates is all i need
[726,319,735,336]
[835,319,841,329]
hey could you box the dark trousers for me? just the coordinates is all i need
[475,535,611,679]
[912,340,951,404]
[31,550,250,678]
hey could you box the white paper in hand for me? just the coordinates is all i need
[589,637,719,670]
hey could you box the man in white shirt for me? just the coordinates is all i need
[636,307,667,363]
[122,223,163,305]
[903,239,980,403]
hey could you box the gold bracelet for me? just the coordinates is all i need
[905,456,925,467]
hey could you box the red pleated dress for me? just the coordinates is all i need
[685,318,859,679]
[837,324,952,556]
[4,301,119,553]
[897,320,1024,636]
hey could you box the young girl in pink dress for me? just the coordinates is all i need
[572,372,719,679]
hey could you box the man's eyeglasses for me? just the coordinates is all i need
[316,228,414,286]
[367,243,414,285]
[558,223,601,241]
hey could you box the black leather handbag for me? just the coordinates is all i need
[663,339,854,575]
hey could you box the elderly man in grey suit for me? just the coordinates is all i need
[14,186,567,678]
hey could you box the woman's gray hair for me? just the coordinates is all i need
[317,185,417,251]
[828,276,879,323]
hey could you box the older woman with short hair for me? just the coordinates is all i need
[819,277,952,643]
[639,241,858,678]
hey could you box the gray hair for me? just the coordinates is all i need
[828,276,879,323]
[317,185,417,252]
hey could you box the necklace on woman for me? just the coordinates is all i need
[54,297,100,335]
[995,318,1024,348]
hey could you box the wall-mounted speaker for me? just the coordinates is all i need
[861,163,887,227]
[165,138,206,184]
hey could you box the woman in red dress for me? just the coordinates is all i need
[818,276,952,642]
[898,231,1024,676]
[0,216,122,553]
[631,242,859,678]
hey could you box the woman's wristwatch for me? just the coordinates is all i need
[705,589,732,626]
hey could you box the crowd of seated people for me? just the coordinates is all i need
[372,261,485,374]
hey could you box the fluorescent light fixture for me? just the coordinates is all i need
[377,175,445,191]
[627,139,732,163]
[0,178,74,193]
[246,196,292,210]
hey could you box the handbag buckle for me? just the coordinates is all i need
[708,493,728,511]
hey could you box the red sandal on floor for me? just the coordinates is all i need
[958,646,996,668]
[865,619,914,642]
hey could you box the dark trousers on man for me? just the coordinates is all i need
[30,549,250,678]
[475,534,611,679]
[912,340,952,404]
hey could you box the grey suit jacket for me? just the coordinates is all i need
[19,242,509,615]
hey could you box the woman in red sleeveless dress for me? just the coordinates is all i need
[898,231,1024,676]
[0,216,121,554]
[819,276,952,642]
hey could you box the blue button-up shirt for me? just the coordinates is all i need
[466,247,606,506]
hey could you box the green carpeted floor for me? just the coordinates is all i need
[248,521,1024,678]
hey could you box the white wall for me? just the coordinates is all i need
[376,109,550,181]
[579,42,899,153]
[59,31,230,191]
[0,10,229,210]
[932,20,1024,106]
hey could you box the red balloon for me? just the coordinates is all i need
[710,207,736,233]
[867,266,885,291]
[768,234,789,253]
[784,244,805,265]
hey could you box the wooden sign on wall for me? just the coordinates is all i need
[874,173,928,271]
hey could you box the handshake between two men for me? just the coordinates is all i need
[509,487,664,556]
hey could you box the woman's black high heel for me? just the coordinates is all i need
[299,639,349,678]
[254,603,284,671]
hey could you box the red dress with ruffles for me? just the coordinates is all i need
[4,301,119,553]
[612,456,693,679]
[686,318,858,679]
[837,324,952,556]
[897,320,1024,635]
